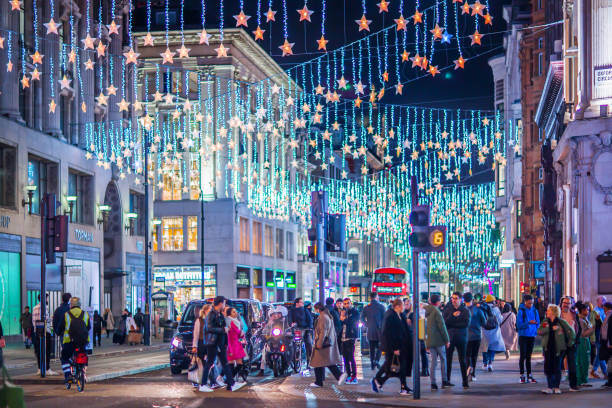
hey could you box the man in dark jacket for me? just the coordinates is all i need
[199,296,244,392]
[340,298,360,383]
[325,297,342,336]
[443,292,471,388]
[464,292,485,381]
[52,293,72,337]
[288,298,313,367]
[361,292,386,370]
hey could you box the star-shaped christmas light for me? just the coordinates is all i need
[412,9,423,24]
[469,30,482,46]
[377,0,390,13]
[117,98,130,112]
[484,13,493,25]
[0,36,4,49]
[215,43,229,57]
[279,39,294,56]
[96,92,108,106]
[401,49,410,62]
[354,97,362,108]
[430,24,444,40]
[471,1,486,16]
[233,10,251,27]
[20,75,29,89]
[107,20,120,35]
[428,65,440,77]
[395,83,403,95]
[106,84,118,96]
[44,18,58,35]
[454,55,466,69]
[30,67,40,81]
[6,61,12,72]
[160,47,175,64]
[462,2,471,15]
[84,59,94,70]
[315,84,325,95]
[9,0,21,11]
[337,76,347,89]
[253,26,265,41]
[177,44,190,58]
[82,34,95,49]
[265,7,277,22]
[96,41,106,58]
[395,15,407,31]
[30,50,43,64]
[441,32,453,44]
[123,48,140,64]
[317,35,328,50]
[297,5,314,22]
[68,49,76,64]
[199,29,211,45]
[410,54,423,68]
[48,99,56,113]
[355,15,372,32]
[143,32,154,46]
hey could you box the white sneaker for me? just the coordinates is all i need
[541,388,553,394]
[46,369,58,376]
[309,382,322,387]
[338,372,348,385]
[216,376,226,386]
[487,365,493,372]
[230,382,246,392]
[198,385,214,392]
[36,369,41,375]
[553,388,562,394]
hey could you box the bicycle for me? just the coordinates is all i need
[65,348,88,392]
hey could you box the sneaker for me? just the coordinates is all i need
[350,376,359,384]
[230,382,246,392]
[431,383,438,391]
[370,378,380,393]
[442,381,455,388]
[36,369,41,375]
[471,374,477,382]
[541,388,553,394]
[554,388,562,394]
[482,363,488,370]
[210,382,222,390]
[338,372,348,386]
[399,388,412,395]
[488,365,493,372]
[198,385,214,392]
[46,369,58,376]
[345,376,352,384]
[309,383,322,388]
[528,376,538,384]
[568,387,579,392]
[590,370,602,379]
[520,375,526,384]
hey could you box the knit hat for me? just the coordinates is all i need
[484,294,495,303]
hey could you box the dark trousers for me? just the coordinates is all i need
[446,338,468,384]
[375,349,411,390]
[561,346,578,389]
[32,332,51,370]
[544,353,562,389]
[60,342,77,379]
[314,365,342,386]
[369,340,382,369]
[302,329,313,367]
[93,329,102,347]
[341,339,356,377]
[466,339,481,372]
[420,340,428,372]
[105,328,112,338]
[518,336,535,375]
[202,343,234,388]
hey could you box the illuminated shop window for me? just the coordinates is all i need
[161,217,183,251]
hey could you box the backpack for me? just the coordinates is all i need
[483,306,498,330]
[69,310,89,348]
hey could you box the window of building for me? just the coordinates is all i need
[495,79,504,102]
[286,231,294,261]
[276,228,284,259]
[152,226,159,252]
[27,157,58,214]
[537,52,544,76]
[538,167,544,180]
[187,216,198,250]
[0,143,16,208]
[496,163,506,197]
[253,221,262,255]
[161,217,183,251]
[538,183,544,211]
[189,155,200,200]
[538,37,544,49]
[128,191,145,236]
[516,200,522,239]
[68,170,93,225]
[239,217,250,252]
[349,253,359,274]
[264,225,274,257]
[161,163,182,201]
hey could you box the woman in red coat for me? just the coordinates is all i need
[225,307,247,384]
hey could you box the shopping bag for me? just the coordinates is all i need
[187,357,203,384]
[0,366,25,408]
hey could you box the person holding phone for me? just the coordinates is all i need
[516,294,540,383]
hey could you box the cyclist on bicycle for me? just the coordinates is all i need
[59,297,91,385]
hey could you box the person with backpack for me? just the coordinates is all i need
[516,294,540,383]
[481,295,505,372]
[59,297,91,385]
[464,292,485,381]
[442,292,471,389]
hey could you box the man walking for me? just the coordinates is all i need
[516,294,540,383]
[443,292,471,388]
[33,294,57,375]
[425,294,450,390]
[20,306,33,349]
[339,298,360,384]
[464,292,485,381]
[288,297,313,367]
[361,292,386,370]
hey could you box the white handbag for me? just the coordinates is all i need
[187,356,203,384]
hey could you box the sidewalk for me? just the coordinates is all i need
[277,347,610,407]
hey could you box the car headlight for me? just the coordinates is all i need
[171,337,182,348]
[272,328,281,336]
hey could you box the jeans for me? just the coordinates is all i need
[429,345,447,386]
[106,329,112,338]
[561,346,578,389]
[302,329,313,367]
[341,339,356,377]
[202,343,234,388]
[466,339,480,373]
[369,340,381,369]
[93,329,102,347]
[544,353,562,389]
[32,332,52,370]
[593,342,608,375]
[518,336,535,375]
[446,339,468,384]
[483,350,499,365]
[420,340,428,372]
[314,365,341,386]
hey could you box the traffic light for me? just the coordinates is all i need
[307,223,324,262]
[54,215,69,252]
[409,205,447,253]
[326,213,346,252]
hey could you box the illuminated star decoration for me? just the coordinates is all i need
[355,15,372,32]
[82,34,95,49]
[401,49,410,62]
[395,15,407,31]
[233,10,251,27]
[30,50,43,64]
[395,83,403,95]
[265,7,277,22]
[0,36,4,49]
[123,48,140,64]
[429,65,440,77]
[21,75,29,89]
[454,55,466,69]
[253,26,265,41]
[430,24,444,40]
[412,9,423,24]
[484,13,493,25]
[9,0,21,11]
[297,5,314,22]
[441,32,453,44]
[377,0,390,13]
[279,39,294,56]
[59,75,71,90]
[199,29,211,45]
[84,59,94,70]
[471,1,486,17]
[469,30,482,46]
[43,18,58,35]
[143,32,154,46]
[317,35,329,51]
[96,41,106,58]
[160,48,175,64]
[177,44,190,59]
[215,43,229,58]
[48,99,56,113]
[107,20,120,35]
[30,67,40,81]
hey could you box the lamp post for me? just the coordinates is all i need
[200,187,205,299]
[65,195,77,222]
[22,185,37,214]
[143,130,151,346]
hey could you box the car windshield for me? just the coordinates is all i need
[181,303,201,326]
[374,273,404,283]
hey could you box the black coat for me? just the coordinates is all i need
[328,306,342,335]
[340,307,360,340]
[381,311,412,354]
[53,302,71,337]
[288,306,313,329]
[442,303,471,342]
[361,300,386,341]
[205,309,227,346]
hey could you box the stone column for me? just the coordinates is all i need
[41,1,62,137]
[0,1,21,119]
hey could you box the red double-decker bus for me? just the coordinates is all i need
[371,267,408,300]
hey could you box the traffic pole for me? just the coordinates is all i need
[411,176,420,399]
[39,195,47,378]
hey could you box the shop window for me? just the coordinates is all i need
[276,228,284,259]
[152,226,159,251]
[129,191,145,236]
[349,252,359,273]
[265,269,274,288]
[239,217,250,252]
[161,217,183,251]
[161,162,182,200]
[253,221,262,254]
[264,225,274,257]
[189,154,200,200]
[0,143,16,208]
[68,169,94,225]
[286,231,294,261]
[187,216,198,250]
[253,268,263,286]
[27,156,58,214]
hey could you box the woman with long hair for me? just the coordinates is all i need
[309,302,347,387]
[192,304,215,388]
[225,307,247,384]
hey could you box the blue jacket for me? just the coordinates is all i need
[467,304,486,341]
[516,303,540,337]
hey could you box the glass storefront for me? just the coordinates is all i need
[0,251,21,335]
[152,265,216,314]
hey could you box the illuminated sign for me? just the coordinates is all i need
[349,286,359,293]
[430,229,445,247]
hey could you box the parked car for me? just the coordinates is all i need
[169,298,266,375]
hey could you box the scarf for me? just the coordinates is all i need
[225,316,242,333]
[602,310,612,342]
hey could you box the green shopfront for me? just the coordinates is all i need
[0,233,21,336]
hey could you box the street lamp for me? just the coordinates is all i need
[97,204,111,229]
[125,212,138,235]
[22,185,37,214]
[65,195,77,222]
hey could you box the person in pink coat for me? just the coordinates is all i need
[225,307,247,384]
